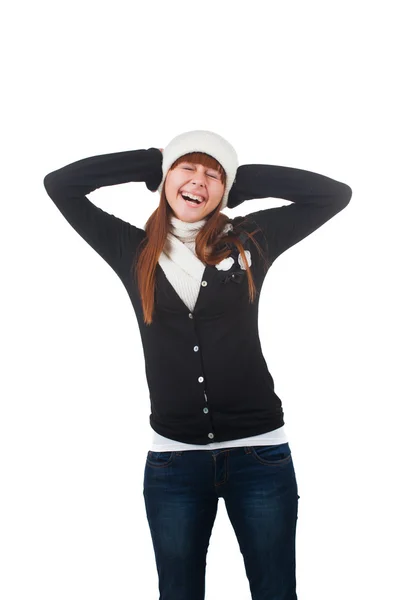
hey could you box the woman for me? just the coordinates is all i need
[43,130,352,600]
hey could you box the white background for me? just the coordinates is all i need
[2,0,399,598]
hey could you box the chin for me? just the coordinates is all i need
[173,206,209,222]
[177,214,202,223]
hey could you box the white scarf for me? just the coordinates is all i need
[158,215,231,311]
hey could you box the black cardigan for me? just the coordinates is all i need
[43,148,352,445]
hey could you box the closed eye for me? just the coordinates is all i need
[183,167,218,178]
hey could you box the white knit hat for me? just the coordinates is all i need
[157,130,239,210]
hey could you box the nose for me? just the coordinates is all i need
[190,173,206,187]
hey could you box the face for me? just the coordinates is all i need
[164,161,225,222]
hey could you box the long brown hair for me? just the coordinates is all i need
[131,152,269,325]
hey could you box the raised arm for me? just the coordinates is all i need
[227,163,352,263]
[43,147,162,275]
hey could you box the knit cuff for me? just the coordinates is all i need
[145,148,163,192]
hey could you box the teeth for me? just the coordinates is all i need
[182,192,204,202]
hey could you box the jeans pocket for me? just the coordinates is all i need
[146,451,175,468]
[249,443,292,466]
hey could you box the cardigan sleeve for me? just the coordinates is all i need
[43,147,163,275]
[227,164,352,263]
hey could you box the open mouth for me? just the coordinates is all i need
[180,192,205,207]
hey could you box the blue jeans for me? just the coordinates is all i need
[143,443,299,600]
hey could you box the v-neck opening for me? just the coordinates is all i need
[156,262,217,314]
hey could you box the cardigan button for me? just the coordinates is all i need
[208,433,214,439]
[194,346,199,351]
[188,313,193,319]
[201,280,207,286]
[198,376,204,383]
[203,407,209,414]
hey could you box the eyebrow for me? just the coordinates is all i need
[182,162,220,175]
